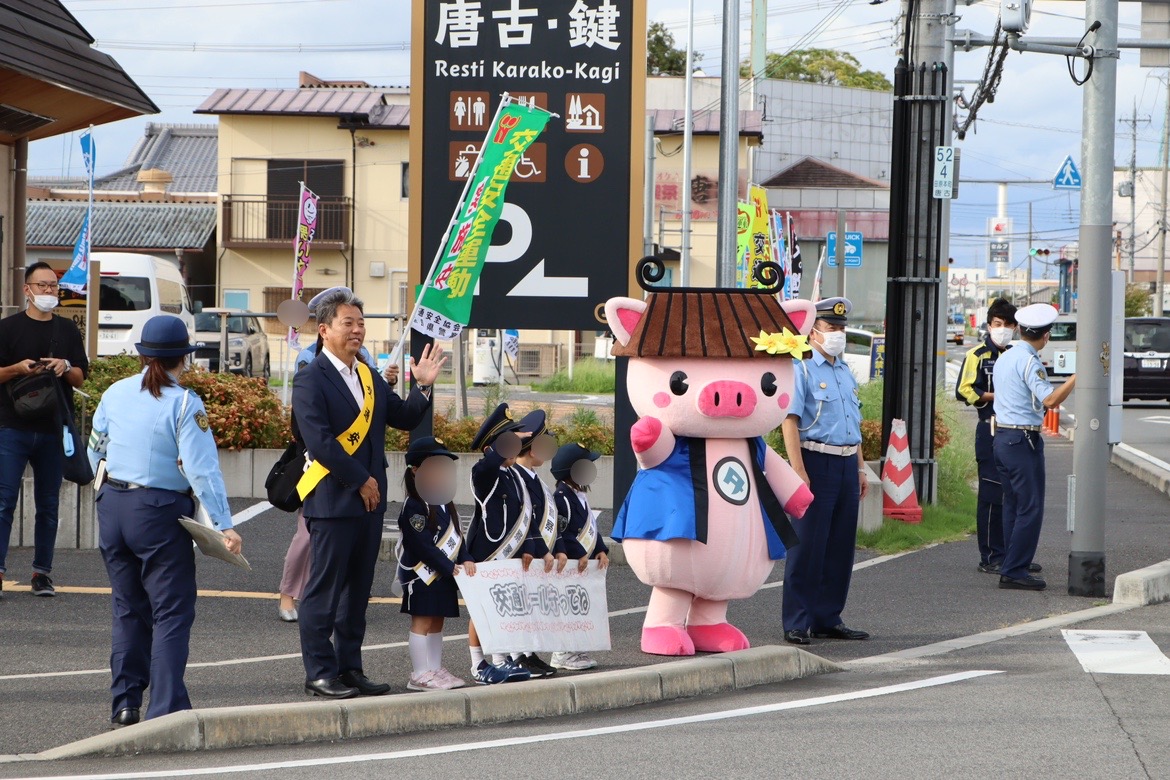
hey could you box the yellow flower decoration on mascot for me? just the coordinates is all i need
[750,329,812,358]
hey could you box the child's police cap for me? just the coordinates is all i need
[406,436,458,467]
[551,442,601,480]
[472,403,523,452]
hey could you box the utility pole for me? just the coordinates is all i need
[1156,72,1170,316]
[680,0,695,286]
[749,0,766,183]
[716,0,741,288]
[1119,103,1148,284]
[1070,0,1119,598]
[1027,201,1033,302]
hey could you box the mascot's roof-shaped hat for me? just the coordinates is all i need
[609,257,803,359]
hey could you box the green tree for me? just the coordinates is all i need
[741,48,893,91]
[1125,283,1152,317]
[646,21,700,76]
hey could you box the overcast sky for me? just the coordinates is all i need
[28,0,1162,277]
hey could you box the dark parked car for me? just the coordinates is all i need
[1123,317,1170,401]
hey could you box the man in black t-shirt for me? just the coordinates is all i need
[0,262,89,598]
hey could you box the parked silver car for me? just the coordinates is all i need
[194,309,270,379]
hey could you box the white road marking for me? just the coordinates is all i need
[1,671,1001,780]
[848,603,1136,667]
[1062,629,1170,675]
[0,544,919,682]
[229,501,273,527]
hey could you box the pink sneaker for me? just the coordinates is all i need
[406,670,443,691]
[434,668,467,689]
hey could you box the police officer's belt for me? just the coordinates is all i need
[801,441,859,457]
[106,477,194,497]
[997,423,1042,432]
[296,361,375,501]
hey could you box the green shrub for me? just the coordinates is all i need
[535,358,615,393]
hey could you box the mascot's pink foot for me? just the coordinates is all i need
[686,623,751,653]
[641,625,696,656]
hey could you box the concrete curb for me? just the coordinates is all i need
[1113,559,1170,606]
[1110,442,1170,497]
[23,646,839,761]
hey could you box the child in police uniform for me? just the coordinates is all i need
[465,403,534,684]
[550,443,610,671]
[507,410,566,678]
[397,437,474,691]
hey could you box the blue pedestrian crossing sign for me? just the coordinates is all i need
[1053,155,1082,191]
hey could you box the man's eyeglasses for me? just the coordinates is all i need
[28,282,60,292]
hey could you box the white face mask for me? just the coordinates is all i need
[816,330,847,357]
[31,295,58,313]
[989,327,1014,347]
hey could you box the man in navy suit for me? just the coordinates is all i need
[293,289,445,698]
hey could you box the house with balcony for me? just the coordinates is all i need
[196,72,410,347]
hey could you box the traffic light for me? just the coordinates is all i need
[1029,248,1051,258]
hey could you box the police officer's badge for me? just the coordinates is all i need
[833,301,847,316]
[1036,369,1046,380]
[195,411,210,432]
[409,514,426,532]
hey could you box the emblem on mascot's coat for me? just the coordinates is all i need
[410,514,426,532]
[713,457,751,506]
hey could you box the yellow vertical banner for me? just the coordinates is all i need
[735,201,752,287]
[747,185,773,288]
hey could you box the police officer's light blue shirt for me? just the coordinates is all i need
[87,371,233,530]
[295,342,375,371]
[992,340,1053,426]
[789,350,862,446]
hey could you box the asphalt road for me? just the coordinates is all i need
[3,433,1170,769]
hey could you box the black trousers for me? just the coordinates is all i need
[975,419,1005,566]
[298,512,382,682]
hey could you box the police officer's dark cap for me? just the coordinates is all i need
[136,315,198,358]
[472,403,523,451]
[551,442,601,481]
[406,436,458,467]
[815,297,852,326]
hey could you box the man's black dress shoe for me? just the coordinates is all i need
[111,708,140,728]
[978,561,1002,574]
[1028,562,1043,573]
[304,677,359,699]
[784,629,811,645]
[340,670,391,696]
[999,574,1046,591]
[812,624,870,640]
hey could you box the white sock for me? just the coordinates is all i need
[427,632,444,671]
[492,653,509,666]
[469,645,485,672]
[408,632,429,676]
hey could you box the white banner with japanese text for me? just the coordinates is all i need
[455,559,611,654]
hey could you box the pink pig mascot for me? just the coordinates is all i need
[608,259,817,656]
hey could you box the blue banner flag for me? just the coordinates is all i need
[59,131,95,293]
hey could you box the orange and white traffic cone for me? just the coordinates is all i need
[1043,406,1061,436]
[882,418,923,524]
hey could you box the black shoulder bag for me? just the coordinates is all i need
[8,318,62,421]
[265,412,307,512]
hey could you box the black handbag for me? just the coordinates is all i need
[265,412,306,512]
[265,440,307,512]
[55,380,94,486]
[8,317,64,421]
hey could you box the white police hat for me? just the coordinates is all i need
[814,297,852,325]
[307,286,352,314]
[1015,303,1059,334]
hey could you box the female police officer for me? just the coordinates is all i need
[87,315,242,727]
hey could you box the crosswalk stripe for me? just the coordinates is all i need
[1062,629,1170,675]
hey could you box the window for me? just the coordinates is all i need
[1049,322,1076,342]
[1126,321,1170,353]
[158,279,184,315]
[266,159,346,241]
[845,330,872,356]
[401,161,409,199]
[397,282,408,316]
[99,277,150,312]
[223,290,250,310]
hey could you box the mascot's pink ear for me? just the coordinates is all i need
[782,299,817,337]
[604,297,647,347]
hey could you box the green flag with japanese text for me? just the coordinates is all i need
[411,100,551,340]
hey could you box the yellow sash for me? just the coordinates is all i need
[297,361,375,500]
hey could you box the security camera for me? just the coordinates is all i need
[1001,0,1032,34]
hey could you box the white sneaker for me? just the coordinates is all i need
[550,652,597,671]
[434,668,467,689]
[407,670,444,691]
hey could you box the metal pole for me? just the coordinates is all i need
[1070,0,1118,598]
[1027,201,1033,302]
[1155,72,1170,316]
[748,0,766,184]
[835,209,846,296]
[716,0,742,288]
[643,116,655,258]
[680,0,696,286]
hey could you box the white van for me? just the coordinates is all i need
[80,253,196,356]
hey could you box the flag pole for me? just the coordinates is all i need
[83,126,94,358]
[389,93,516,366]
[283,181,307,404]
